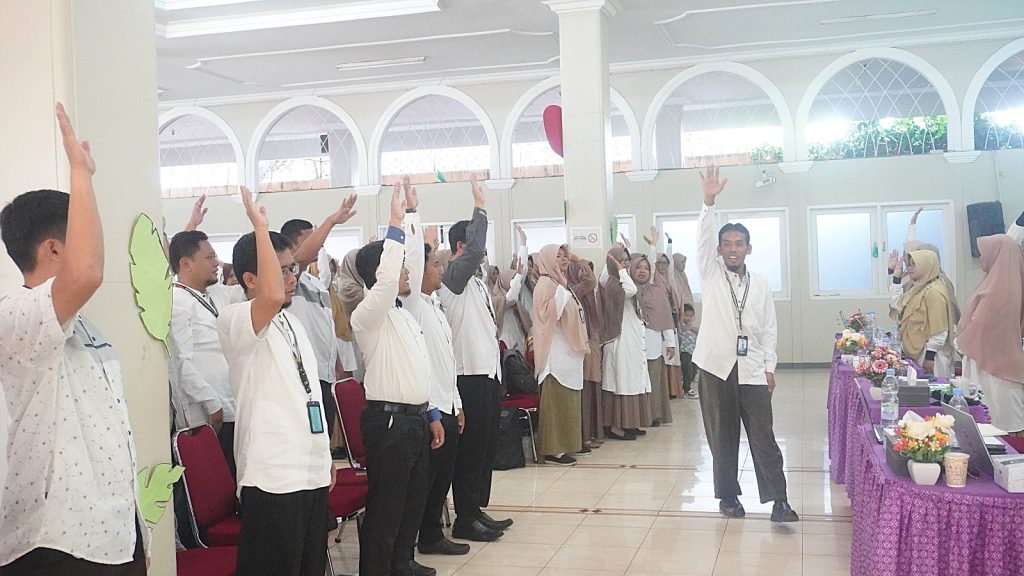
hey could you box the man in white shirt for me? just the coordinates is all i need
[438,177,513,541]
[351,184,437,576]
[279,195,357,448]
[217,189,336,576]
[693,165,797,524]
[168,230,244,476]
[0,104,149,574]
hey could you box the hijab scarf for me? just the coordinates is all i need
[532,245,589,377]
[897,250,953,358]
[631,254,674,332]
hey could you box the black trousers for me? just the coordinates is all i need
[452,375,500,520]
[320,380,338,433]
[418,411,460,545]
[237,486,330,576]
[218,421,236,480]
[2,521,146,576]
[697,365,788,503]
[681,352,696,393]
[359,408,430,576]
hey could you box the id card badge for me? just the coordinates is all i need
[736,335,749,357]
[307,401,325,434]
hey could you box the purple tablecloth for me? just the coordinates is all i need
[850,424,1024,576]
[827,359,990,485]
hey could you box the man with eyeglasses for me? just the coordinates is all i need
[217,188,338,576]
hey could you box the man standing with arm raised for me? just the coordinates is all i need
[438,176,511,541]
[693,165,798,524]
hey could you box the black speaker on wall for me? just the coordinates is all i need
[966,201,1005,258]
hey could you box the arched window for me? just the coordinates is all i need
[379,93,491,185]
[806,58,947,160]
[653,71,784,169]
[511,86,633,178]
[159,111,241,199]
[255,103,359,193]
[973,49,1024,150]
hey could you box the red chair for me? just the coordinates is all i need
[176,546,237,576]
[172,426,240,547]
[501,392,539,463]
[333,378,367,468]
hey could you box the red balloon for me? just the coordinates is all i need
[543,104,564,158]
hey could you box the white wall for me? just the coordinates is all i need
[161,37,1024,364]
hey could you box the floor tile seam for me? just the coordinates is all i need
[480,505,851,525]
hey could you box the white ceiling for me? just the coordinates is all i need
[156,0,1024,103]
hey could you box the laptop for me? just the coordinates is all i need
[943,403,1001,477]
[857,384,885,444]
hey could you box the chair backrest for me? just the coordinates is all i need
[333,378,366,467]
[172,425,237,535]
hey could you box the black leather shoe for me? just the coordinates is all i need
[479,511,514,531]
[393,559,437,576]
[418,536,470,555]
[451,519,503,542]
[771,500,799,523]
[627,428,647,436]
[605,429,636,441]
[719,497,745,518]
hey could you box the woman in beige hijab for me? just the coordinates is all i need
[632,254,676,426]
[957,235,1024,434]
[894,250,954,377]
[532,244,589,465]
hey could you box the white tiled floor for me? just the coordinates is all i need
[330,368,852,575]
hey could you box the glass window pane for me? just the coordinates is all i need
[323,232,362,262]
[160,115,239,199]
[886,209,944,262]
[615,216,633,246]
[516,222,567,255]
[660,219,701,294]
[207,235,241,264]
[257,105,356,192]
[727,216,783,292]
[815,212,873,292]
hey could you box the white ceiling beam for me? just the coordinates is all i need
[158,0,442,38]
[155,0,262,11]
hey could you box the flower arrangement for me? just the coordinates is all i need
[854,343,904,385]
[842,310,868,333]
[891,414,954,463]
[836,329,868,355]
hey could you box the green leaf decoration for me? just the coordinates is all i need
[435,170,447,183]
[136,463,185,525]
[610,217,618,244]
[129,214,172,352]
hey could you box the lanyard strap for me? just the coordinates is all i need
[474,277,496,323]
[274,313,313,398]
[726,271,751,333]
[175,283,219,317]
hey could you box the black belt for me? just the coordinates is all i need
[365,401,428,415]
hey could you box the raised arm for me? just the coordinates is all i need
[243,187,285,334]
[290,193,359,266]
[183,195,208,232]
[351,185,406,332]
[400,179,426,315]
[904,207,923,246]
[696,164,727,282]
[442,176,488,294]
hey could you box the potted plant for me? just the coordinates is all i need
[836,330,868,364]
[855,343,904,399]
[890,414,953,485]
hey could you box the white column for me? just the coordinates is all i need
[0,1,174,573]
[545,0,619,264]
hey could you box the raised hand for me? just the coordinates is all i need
[700,164,728,206]
[889,249,905,278]
[240,186,268,229]
[910,207,924,225]
[619,233,631,251]
[402,176,419,212]
[469,174,486,209]
[333,193,358,225]
[56,102,95,175]
[516,224,527,246]
[665,232,673,244]
[643,226,657,247]
[184,194,208,231]
[425,225,439,249]
[389,183,406,227]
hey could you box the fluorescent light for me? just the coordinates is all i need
[335,57,426,72]
[821,10,936,25]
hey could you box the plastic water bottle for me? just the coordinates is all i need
[865,312,877,341]
[881,368,900,430]
[949,387,969,413]
[891,325,902,355]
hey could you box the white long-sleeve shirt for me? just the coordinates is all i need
[400,212,462,415]
[351,226,432,405]
[692,203,778,385]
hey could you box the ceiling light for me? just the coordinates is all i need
[335,56,426,72]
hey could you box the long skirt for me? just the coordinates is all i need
[647,359,673,424]
[581,380,604,441]
[538,376,583,457]
[602,390,652,430]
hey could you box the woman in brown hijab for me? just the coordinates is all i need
[653,251,684,398]
[957,235,1024,433]
[567,257,605,449]
[631,254,676,425]
[601,245,653,440]
[491,265,532,352]
[532,244,589,465]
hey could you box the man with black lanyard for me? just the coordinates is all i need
[351,183,437,576]
[217,188,336,576]
[693,165,798,524]
[168,229,244,475]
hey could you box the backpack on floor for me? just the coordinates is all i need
[502,349,539,394]
[491,406,526,470]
